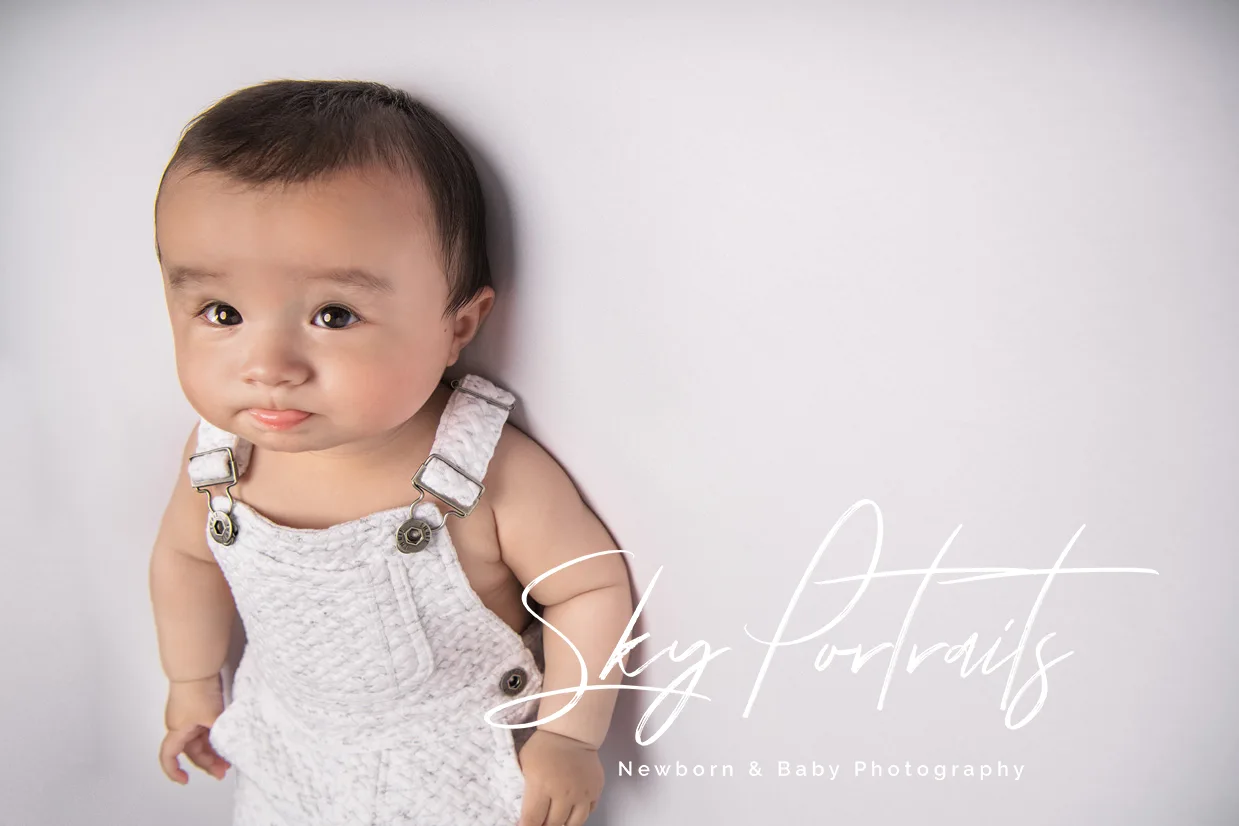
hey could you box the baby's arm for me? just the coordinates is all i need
[148,423,236,684]
[489,424,634,749]
[149,424,238,783]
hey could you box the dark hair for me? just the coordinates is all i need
[154,78,492,319]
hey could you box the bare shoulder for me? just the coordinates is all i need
[486,422,626,607]
[487,421,575,508]
[151,422,215,564]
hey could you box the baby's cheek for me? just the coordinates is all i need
[332,358,429,425]
[176,358,228,423]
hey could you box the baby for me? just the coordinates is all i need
[148,78,634,826]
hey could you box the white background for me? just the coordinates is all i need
[2,1,1236,823]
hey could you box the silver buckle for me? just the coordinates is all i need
[188,446,240,546]
[188,446,238,489]
[411,452,484,519]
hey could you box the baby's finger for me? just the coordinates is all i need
[184,732,230,780]
[516,787,551,826]
[544,795,574,826]
[158,729,196,784]
[566,801,594,826]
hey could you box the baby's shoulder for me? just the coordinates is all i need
[486,421,581,521]
[483,421,620,600]
[151,420,215,564]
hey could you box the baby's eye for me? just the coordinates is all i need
[312,305,360,329]
[200,302,242,326]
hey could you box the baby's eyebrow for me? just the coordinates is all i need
[305,267,395,295]
[164,265,221,292]
[164,265,395,295]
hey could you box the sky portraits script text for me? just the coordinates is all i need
[484,498,1160,744]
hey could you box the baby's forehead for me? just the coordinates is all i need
[161,164,432,221]
[157,165,440,267]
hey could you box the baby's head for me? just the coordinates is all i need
[154,79,493,455]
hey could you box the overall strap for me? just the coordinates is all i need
[187,418,252,510]
[415,373,516,520]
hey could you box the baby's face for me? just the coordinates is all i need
[155,165,486,454]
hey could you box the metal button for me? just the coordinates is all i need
[500,667,527,696]
[208,510,236,545]
[396,518,432,553]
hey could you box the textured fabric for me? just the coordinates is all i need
[195,374,545,826]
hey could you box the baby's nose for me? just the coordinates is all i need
[240,336,311,387]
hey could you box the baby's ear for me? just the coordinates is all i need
[447,287,497,359]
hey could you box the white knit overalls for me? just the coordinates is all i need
[187,373,545,826]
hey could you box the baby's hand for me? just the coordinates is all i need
[159,674,232,784]
[515,730,603,826]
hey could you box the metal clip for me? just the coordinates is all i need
[189,446,239,546]
[395,453,485,553]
